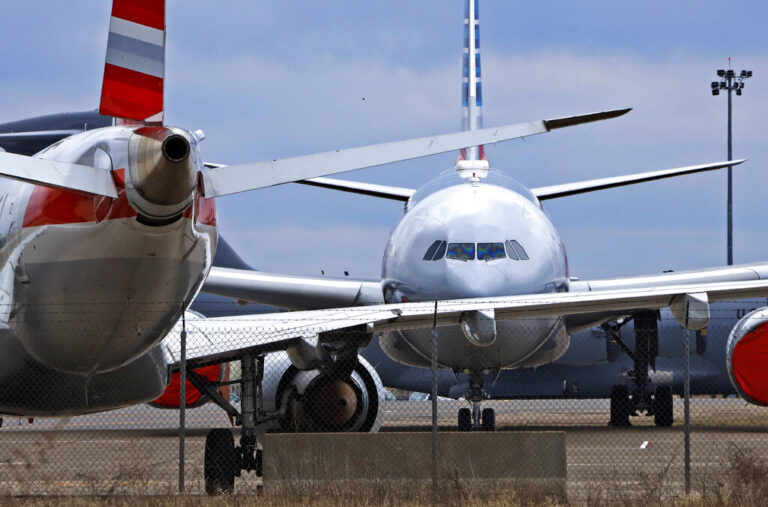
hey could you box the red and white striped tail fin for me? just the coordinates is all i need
[99,0,165,124]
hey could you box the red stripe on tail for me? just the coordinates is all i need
[100,64,163,121]
[111,0,164,30]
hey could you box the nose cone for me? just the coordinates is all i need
[128,127,197,220]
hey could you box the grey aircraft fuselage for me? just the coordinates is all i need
[364,299,766,400]
[380,168,569,374]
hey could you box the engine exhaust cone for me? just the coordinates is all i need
[127,126,197,219]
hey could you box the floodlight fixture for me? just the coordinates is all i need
[717,69,725,76]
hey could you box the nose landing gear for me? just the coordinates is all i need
[457,371,495,431]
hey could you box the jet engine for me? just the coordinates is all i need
[726,307,768,406]
[126,126,197,223]
[264,352,385,433]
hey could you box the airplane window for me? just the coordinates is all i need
[446,242,475,261]
[477,242,505,261]
[509,240,529,260]
[432,240,447,260]
[423,240,442,260]
[504,240,519,260]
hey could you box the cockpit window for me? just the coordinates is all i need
[508,240,529,260]
[423,240,448,261]
[446,242,475,261]
[477,242,505,261]
[423,240,442,260]
[504,240,519,260]
[433,240,447,260]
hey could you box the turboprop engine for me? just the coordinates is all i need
[726,306,768,406]
[126,126,197,223]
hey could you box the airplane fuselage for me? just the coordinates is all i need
[381,169,570,372]
[0,126,217,415]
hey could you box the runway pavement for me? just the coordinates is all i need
[0,398,766,497]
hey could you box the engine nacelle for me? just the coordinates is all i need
[727,307,768,406]
[263,352,385,433]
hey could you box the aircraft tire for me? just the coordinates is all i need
[458,408,472,431]
[653,385,674,427]
[481,408,495,431]
[609,385,631,427]
[205,428,236,495]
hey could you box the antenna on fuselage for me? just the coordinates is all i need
[457,0,489,182]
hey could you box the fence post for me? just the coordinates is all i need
[178,309,187,494]
[431,301,439,493]
[682,326,691,494]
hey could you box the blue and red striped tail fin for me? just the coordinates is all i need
[99,0,165,124]
[459,0,486,163]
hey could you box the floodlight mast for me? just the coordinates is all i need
[711,59,752,265]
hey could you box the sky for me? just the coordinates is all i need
[1,1,767,281]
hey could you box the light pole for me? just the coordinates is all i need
[711,62,752,265]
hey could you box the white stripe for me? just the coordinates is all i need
[640,441,649,449]
[109,16,164,47]
[106,49,164,78]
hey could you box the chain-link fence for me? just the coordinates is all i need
[1,299,767,503]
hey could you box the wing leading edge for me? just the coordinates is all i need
[178,278,768,370]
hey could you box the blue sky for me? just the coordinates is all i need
[1,1,767,280]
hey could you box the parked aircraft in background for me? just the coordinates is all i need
[201,0,764,433]
[4,0,768,495]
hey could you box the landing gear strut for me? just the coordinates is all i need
[603,311,673,428]
[198,353,265,495]
[457,371,495,431]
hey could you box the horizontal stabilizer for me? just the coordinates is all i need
[0,152,117,198]
[532,159,746,200]
[201,108,631,198]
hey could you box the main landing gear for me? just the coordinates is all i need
[603,311,674,428]
[190,353,264,495]
[457,371,495,431]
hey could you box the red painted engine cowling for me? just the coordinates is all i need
[727,307,768,406]
[150,363,228,409]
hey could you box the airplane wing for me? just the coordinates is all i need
[176,277,768,370]
[0,151,118,198]
[531,160,746,200]
[285,160,745,203]
[202,267,384,310]
[200,108,630,197]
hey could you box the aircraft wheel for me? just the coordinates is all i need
[481,407,495,431]
[458,408,472,431]
[205,428,236,495]
[653,385,673,427]
[609,385,631,427]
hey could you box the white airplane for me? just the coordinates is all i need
[201,0,768,438]
[1,0,767,495]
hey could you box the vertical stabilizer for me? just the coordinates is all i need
[460,0,486,162]
[99,0,165,124]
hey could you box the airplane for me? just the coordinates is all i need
[199,0,768,436]
[2,0,768,495]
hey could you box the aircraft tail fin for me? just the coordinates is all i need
[99,0,165,124]
[459,0,486,163]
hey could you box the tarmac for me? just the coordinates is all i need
[0,398,766,497]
